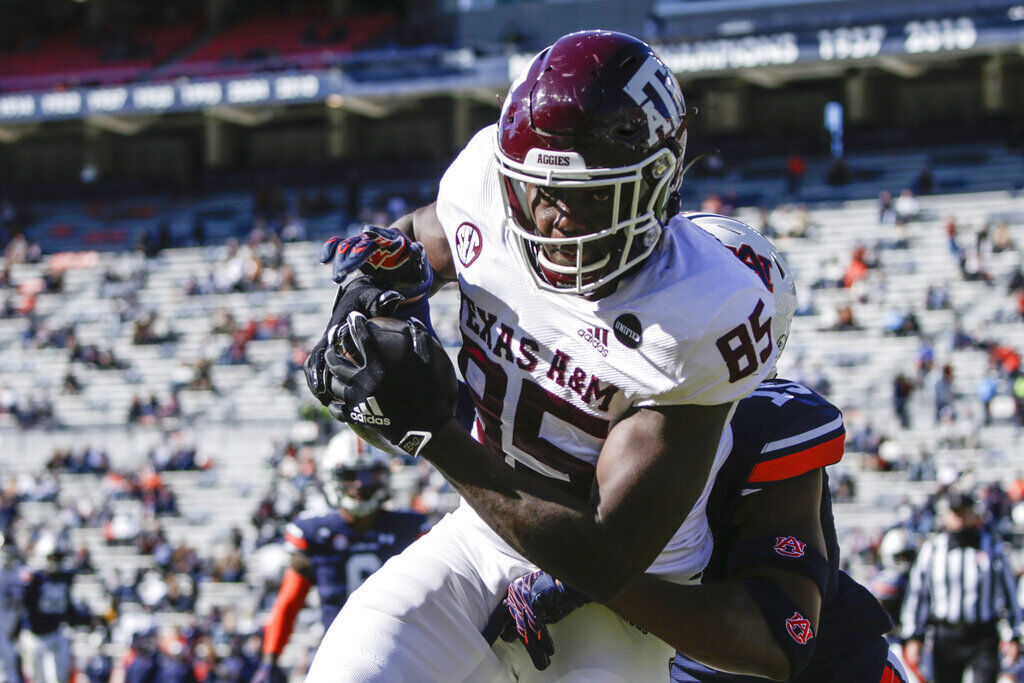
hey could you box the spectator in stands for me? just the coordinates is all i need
[843,245,876,289]
[61,369,83,395]
[934,363,956,423]
[700,194,724,214]
[960,236,993,283]
[786,151,806,195]
[990,221,1015,253]
[915,165,934,195]
[281,213,306,242]
[884,310,921,337]
[1014,375,1024,427]
[132,312,178,345]
[977,371,999,426]
[895,188,921,222]
[68,330,127,371]
[925,284,952,310]
[221,329,250,365]
[893,372,916,429]
[878,191,895,224]
[825,157,849,185]
[185,358,215,392]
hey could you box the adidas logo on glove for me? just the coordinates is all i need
[348,397,391,426]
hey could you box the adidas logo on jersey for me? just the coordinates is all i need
[348,397,391,426]
[578,326,610,357]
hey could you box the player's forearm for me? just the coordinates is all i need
[608,575,793,680]
[262,568,311,657]
[423,421,651,602]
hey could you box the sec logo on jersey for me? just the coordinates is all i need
[455,222,483,267]
[774,536,806,558]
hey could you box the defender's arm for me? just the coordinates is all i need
[261,553,314,665]
[389,203,456,287]
[422,401,731,603]
[607,469,826,680]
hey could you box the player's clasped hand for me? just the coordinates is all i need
[322,311,457,456]
[304,275,403,407]
[483,570,591,671]
[320,226,433,299]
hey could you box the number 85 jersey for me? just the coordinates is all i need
[436,126,776,576]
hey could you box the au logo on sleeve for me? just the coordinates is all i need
[455,222,483,267]
[773,536,807,558]
[785,612,814,645]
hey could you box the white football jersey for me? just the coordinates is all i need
[436,125,776,578]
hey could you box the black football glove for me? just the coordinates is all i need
[320,226,433,299]
[323,311,457,456]
[305,276,403,406]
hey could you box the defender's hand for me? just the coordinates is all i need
[320,226,433,299]
[484,571,556,671]
[527,572,590,624]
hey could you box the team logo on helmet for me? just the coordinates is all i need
[623,56,682,147]
[728,244,775,292]
[785,612,814,645]
[774,536,807,558]
[455,222,483,267]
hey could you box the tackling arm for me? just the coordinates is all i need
[422,401,730,603]
[389,203,456,290]
[261,553,314,664]
[606,469,826,680]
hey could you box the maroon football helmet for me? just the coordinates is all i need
[496,30,689,296]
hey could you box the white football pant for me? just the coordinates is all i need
[0,637,20,683]
[19,630,70,683]
[307,502,677,682]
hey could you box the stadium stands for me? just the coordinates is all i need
[3,178,1023,672]
[0,6,394,93]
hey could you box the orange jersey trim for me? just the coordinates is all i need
[747,434,844,483]
[284,531,308,551]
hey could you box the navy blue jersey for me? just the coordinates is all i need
[673,379,893,682]
[22,569,83,635]
[284,509,425,627]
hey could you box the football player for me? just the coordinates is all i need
[20,531,90,683]
[488,215,906,682]
[252,430,425,682]
[0,533,24,683]
[305,30,778,681]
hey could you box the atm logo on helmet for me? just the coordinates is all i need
[623,56,682,147]
[774,536,806,558]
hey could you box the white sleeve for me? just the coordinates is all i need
[639,287,777,407]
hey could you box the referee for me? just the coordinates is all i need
[900,492,1021,682]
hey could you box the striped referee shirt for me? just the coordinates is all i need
[900,529,1023,640]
